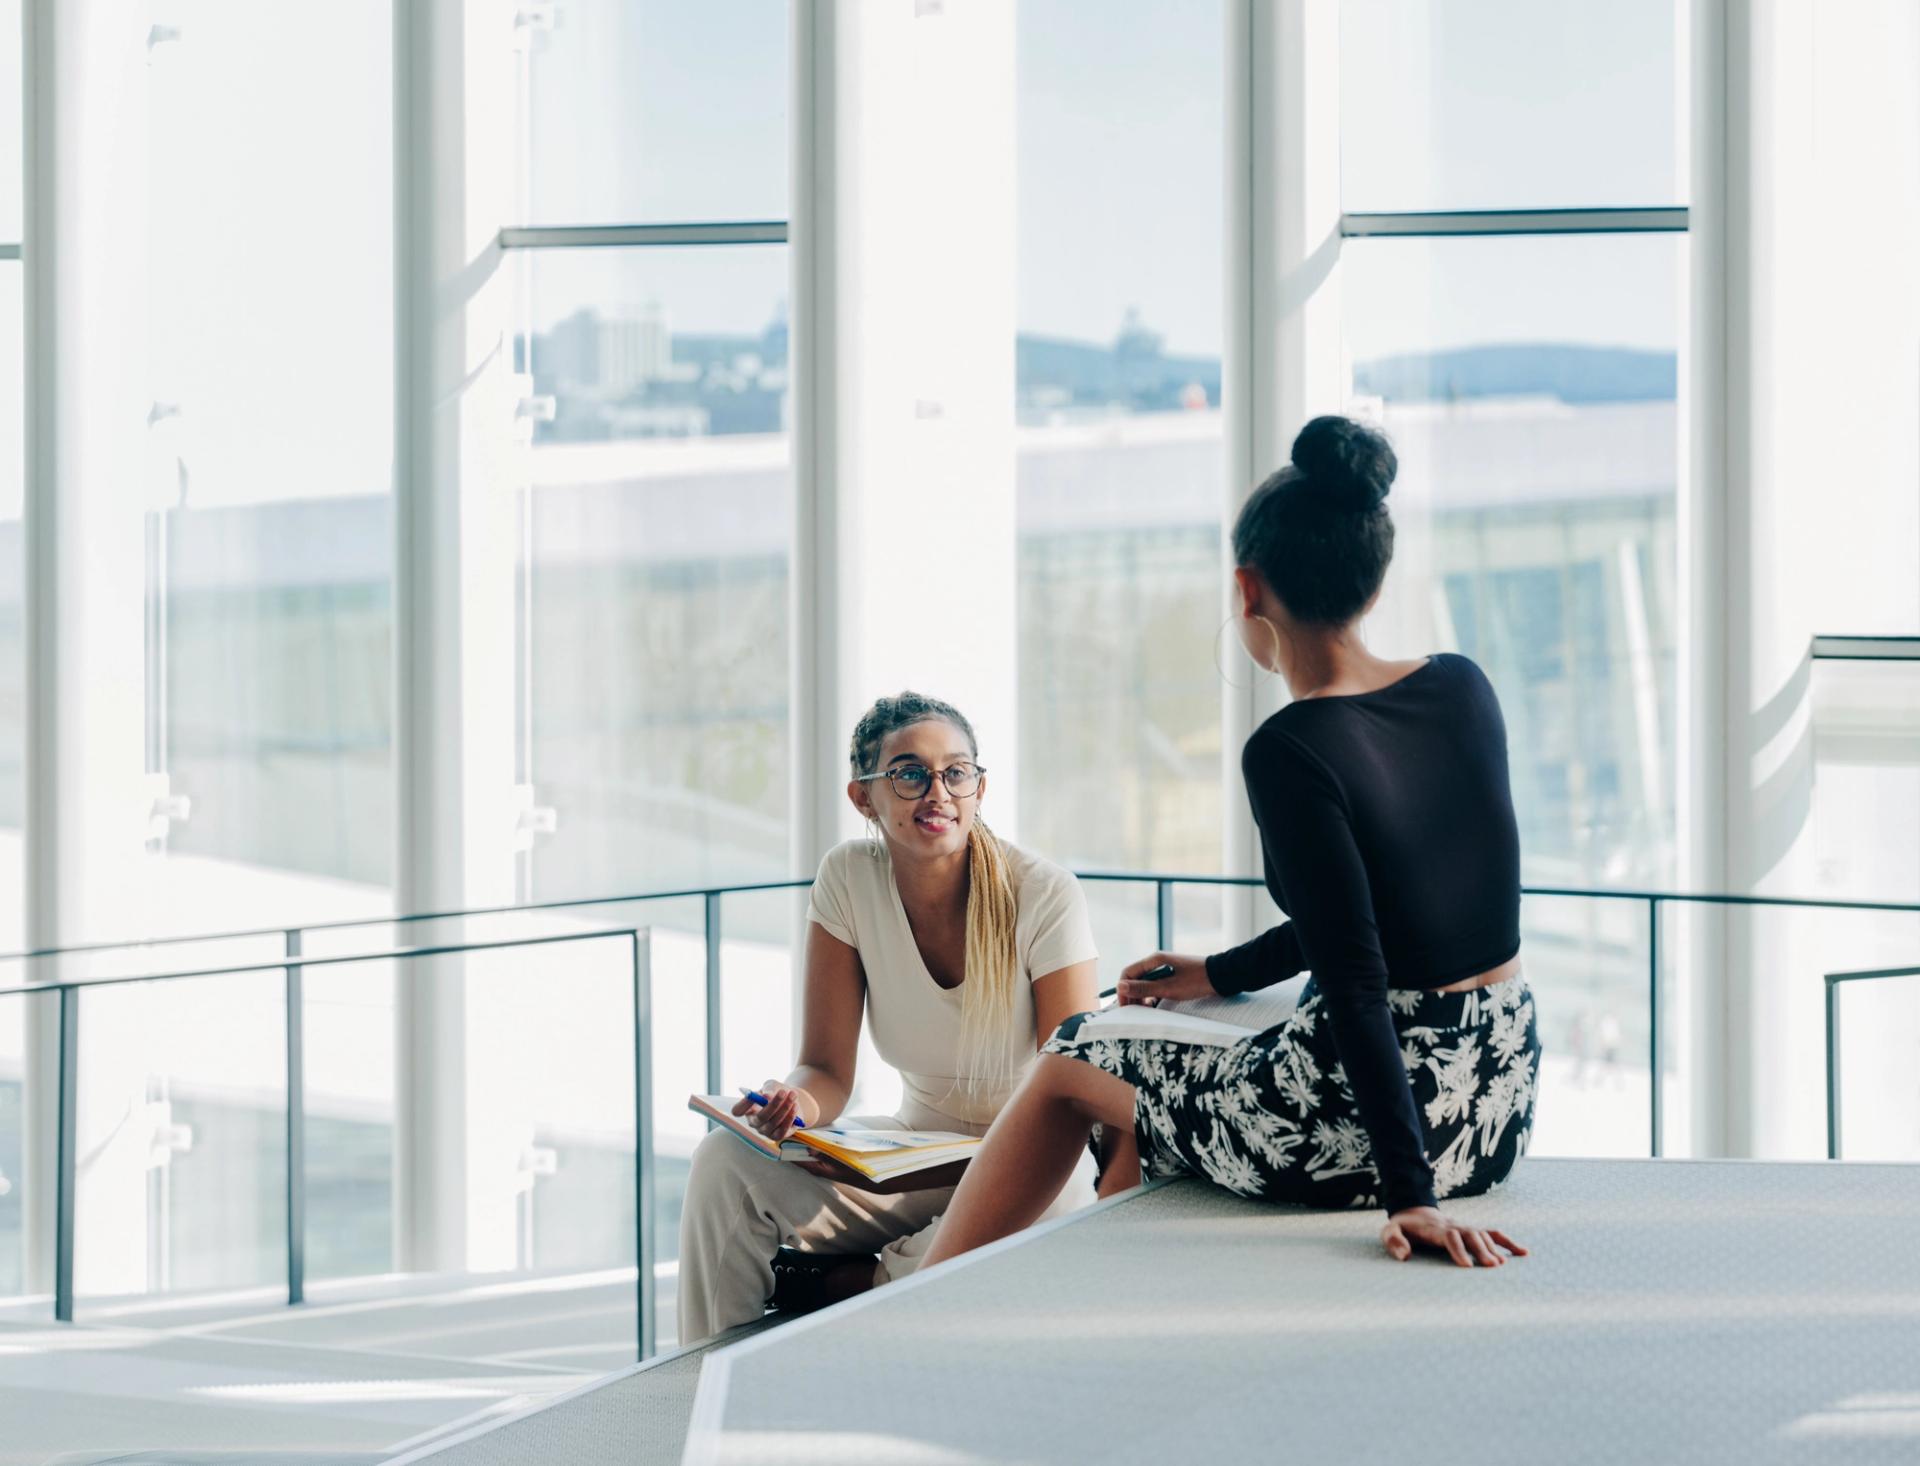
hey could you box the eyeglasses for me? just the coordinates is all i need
[856,762,986,800]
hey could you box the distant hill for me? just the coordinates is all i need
[1013,336,1673,407]
[640,330,1675,409]
[1018,333,1221,406]
[1351,343,1676,404]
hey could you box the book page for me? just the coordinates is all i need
[687,1093,782,1158]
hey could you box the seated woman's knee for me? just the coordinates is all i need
[685,1126,759,1209]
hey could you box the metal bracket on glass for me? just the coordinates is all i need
[145,774,191,843]
[147,402,186,511]
[515,392,557,432]
[514,5,558,35]
[144,1100,195,1170]
[513,785,559,851]
[515,1145,559,1191]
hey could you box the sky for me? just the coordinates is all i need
[525,0,1683,357]
[0,1,1688,517]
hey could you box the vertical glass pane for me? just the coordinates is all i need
[145,3,395,933]
[0,0,18,243]
[518,247,791,898]
[1833,971,1920,1163]
[467,934,634,1270]
[303,961,394,1284]
[75,976,287,1302]
[1343,232,1681,1154]
[0,262,20,951]
[45,4,397,1317]
[1341,0,1684,210]
[1016,0,1225,877]
[520,0,788,227]
[0,993,20,1302]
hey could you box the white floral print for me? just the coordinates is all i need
[1044,976,1541,1212]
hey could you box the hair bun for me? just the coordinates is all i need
[1290,415,1395,512]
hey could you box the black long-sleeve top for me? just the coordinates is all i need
[1206,653,1522,1214]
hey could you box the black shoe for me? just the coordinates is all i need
[769,1247,833,1314]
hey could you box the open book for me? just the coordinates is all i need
[688,1094,980,1193]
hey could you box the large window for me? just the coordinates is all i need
[510,0,793,1332]
[1341,1,1686,1158]
[515,3,791,906]
[1340,0,1683,211]
[60,4,397,1306]
[1016,0,1226,967]
[515,247,792,899]
[144,4,395,923]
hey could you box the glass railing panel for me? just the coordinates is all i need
[74,970,288,1303]
[1519,892,1651,1159]
[303,955,395,1286]
[1831,968,1920,1162]
[0,989,25,1310]
[1078,878,1158,995]
[1171,881,1230,966]
[1738,903,1920,1162]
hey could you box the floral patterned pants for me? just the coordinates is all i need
[1043,977,1541,1210]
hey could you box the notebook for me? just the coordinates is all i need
[687,1094,981,1191]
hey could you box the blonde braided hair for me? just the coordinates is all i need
[850,692,1022,1101]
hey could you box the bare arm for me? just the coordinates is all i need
[1030,959,1099,1049]
[739,921,865,1139]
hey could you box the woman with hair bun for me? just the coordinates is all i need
[923,415,1538,1271]
[677,692,1100,1342]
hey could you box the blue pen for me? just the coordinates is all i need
[740,1087,806,1128]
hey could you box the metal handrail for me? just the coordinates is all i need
[2,923,656,1357]
[8,871,1918,1350]
[1824,963,1920,1160]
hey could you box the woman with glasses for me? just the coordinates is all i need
[922,415,1537,1275]
[677,691,1101,1343]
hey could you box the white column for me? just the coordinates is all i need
[791,0,838,876]
[21,0,156,1297]
[1680,0,1731,1159]
[1719,0,1920,1158]
[799,1,1019,856]
[1223,0,1343,930]
[392,0,522,1274]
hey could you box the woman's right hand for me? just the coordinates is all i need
[1116,952,1214,1008]
[733,1079,810,1142]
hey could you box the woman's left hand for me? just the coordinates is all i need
[1380,1206,1526,1267]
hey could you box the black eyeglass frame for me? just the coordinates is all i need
[853,763,987,800]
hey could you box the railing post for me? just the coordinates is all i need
[53,985,77,1323]
[1156,881,1174,954]
[1648,896,1662,1159]
[1824,973,1840,1161]
[704,890,723,1096]
[285,929,306,1307]
[632,930,656,1360]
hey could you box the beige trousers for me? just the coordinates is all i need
[675,1113,1096,1345]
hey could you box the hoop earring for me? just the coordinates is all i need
[1212,614,1274,690]
[864,814,884,857]
[1252,614,1283,673]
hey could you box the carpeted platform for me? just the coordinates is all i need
[682,1158,1920,1465]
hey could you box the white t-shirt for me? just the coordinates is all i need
[806,837,1099,1128]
